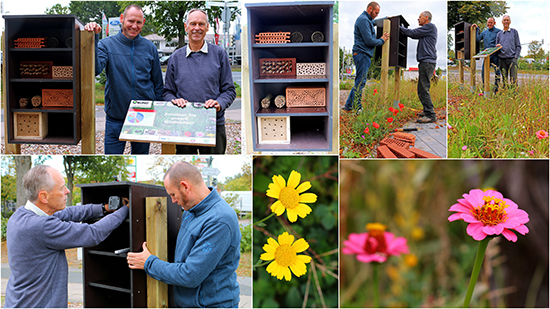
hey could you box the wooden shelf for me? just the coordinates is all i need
[9,48,73,52]
[89,280,131,294]
[10,78,73,83]
[256,106,328,116]
[252,42,329,48]
[254,76,329,83]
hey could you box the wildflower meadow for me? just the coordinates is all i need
[252,156,338,308]
[448,73,549,158]
[340,160,548,308]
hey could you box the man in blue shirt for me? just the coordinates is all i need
[496,15,521,88]
[474,17,501,92]
[342,1,389,114]
[84,5,164,154]
[127,161,241,308]
[400,11,438,123]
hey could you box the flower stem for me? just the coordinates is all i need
[373,263,379,308]
[463,238,490,308]
[253,212,275,226]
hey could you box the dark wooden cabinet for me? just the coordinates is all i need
[77,181,182,308]
[375,15,409,68]
[454,21,479,59]
[246,1,335,152]
[3,15,82,145]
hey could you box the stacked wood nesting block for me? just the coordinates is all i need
[14,112,48,139]
[259,58,296,77]
[20,61,53,79]
[257,116,290,144]
[255,32,290,44]
[14,37,46,48]
[42,89,73,107]
[286,86,326,107]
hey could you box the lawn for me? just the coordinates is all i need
[339,75,447,158]
[447,74,549,158]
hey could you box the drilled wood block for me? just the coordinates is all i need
[392,132,416,146]
[409,147,441,158]
[387,143,415,158]
[52,66,73,79]
[296,63,326,76]
[377,145,397,158]
[286,86,326,107]
[42,89,73,107]
[380,137,410,149]
[20,61,53,79]
[14,112,48,139]
[257,116,290,144]
[259,58,296,77]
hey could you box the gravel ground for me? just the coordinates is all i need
[1,123,242,155]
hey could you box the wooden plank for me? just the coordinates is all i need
[242,25,254,154]
[484,55,491,96]
[469,25,476,93]
[146,197,168,308]
[2,31,21,154]
[161,143,176,154]
[458,51,464,84]
[379,19,390,104]
[393,66,401,108]
[331,21,339,154]
[80,30,96,154]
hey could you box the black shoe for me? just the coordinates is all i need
[341,107,352,113]
[416,116,436,123]
[417,111,427,117]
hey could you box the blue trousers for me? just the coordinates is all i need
[344,52,371,111]
[105,117,150,154]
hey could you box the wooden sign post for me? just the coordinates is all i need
[146,197,169,308]
[380,19,391,105]
[469,25,476,93]
[473,46,502,97]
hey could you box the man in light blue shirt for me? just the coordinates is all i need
[496,15,521,88]
[474,17,501,92]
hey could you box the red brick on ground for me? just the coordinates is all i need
[391,132,416,146]
[377,145,398,158]
[380,137,411,149]
[387,143,415,158]
[409,147,441,158]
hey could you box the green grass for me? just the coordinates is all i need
[448,76,549,158]
[95,83,105,105]
[339,76,447,157]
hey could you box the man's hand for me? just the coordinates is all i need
[496,44,502,48]
[472,23,478,28]
[84,22,102,34]
[205,99,221,112]
[127,242,151,270]
[105,197,129,212]
[381,32,390,41]
[171,98,187,108]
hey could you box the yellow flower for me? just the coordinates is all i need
[266,170,317,222]
[260,232,312,281]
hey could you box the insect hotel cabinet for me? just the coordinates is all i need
[78,181,182,308]
[245,1,337,152]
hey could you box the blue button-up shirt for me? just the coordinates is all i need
[496,28,521,59]
[476,26,501,62]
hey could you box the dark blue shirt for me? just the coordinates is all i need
[496,28,521,58]
[476,26,501,49]
[352,11,385,56]
[400,22,438,63]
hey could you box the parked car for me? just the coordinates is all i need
[159,55,170,66]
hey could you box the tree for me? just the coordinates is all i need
[14,156,32,209]
[45,3,70,15]
[527,40,545,62]
[145,156,194,185]
[1,157,17,215]
[447,1,508,31]
[69,1,122,24]
[223,162,251,191]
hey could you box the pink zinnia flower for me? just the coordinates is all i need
[447,123,452,129]
[462,145,468,151]
[536,130,549,139]
[342,223,409,263]
[448,189,529,242]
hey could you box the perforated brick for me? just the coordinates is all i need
[255,32,291,44]
[392,132,416,146]
[52,66,73,79]
[387,144,415,158]
[296,63,326,76]
[257,116,290,144]
[409,147,441,158]
[286,86,325,107]
[380,137,410,149]
[14,112,48,139]
[377,145,397,158]
[259,58,296,77]
[42,89,73,107]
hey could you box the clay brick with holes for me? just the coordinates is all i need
[14,112,48,139]
[296,63,326,76]
[286,86,326,107]
[42,89,73,107]
[52,66,73,79]
[255,32,290,44]
[409,147,441,158]
[257,116,290,144]
[391,132,416,146]
[380,137,410,149]
[387,144,415,158]
[259,58,296,77]
[377,145,397,158]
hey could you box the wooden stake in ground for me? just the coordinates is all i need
[458,50,464,84]
[379,19,391,104]
[393,67,401,109]
[469,25,476,93]
[146,197,169,308]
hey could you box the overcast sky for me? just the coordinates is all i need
[339,1,447,69]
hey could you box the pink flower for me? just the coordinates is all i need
[529,150,534,155]
[342,223,409,263]
[447,123,452,129]
[536,130,549,139]
[478,93,483,96]
[373,122,380,129]
[462,145,468,151]
[448,189,529,242]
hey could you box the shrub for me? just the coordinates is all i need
[240,224,251,253]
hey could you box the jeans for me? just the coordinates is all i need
[418,62,436,119]
[105,117,150,154]
[175,124,227,154]
[481,55,501,89]
[499,57,518,87]
[344,52,372,111]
